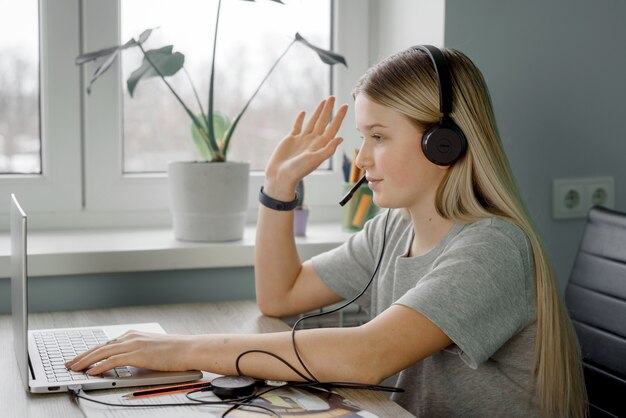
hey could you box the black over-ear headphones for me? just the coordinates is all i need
[413,45,467,166]
[340,45,468,206]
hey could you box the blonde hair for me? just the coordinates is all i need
[354,47,587,417]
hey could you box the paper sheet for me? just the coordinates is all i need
[76,389,225,417]
[76,386,379,418]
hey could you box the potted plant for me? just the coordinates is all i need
[76,0,347,241]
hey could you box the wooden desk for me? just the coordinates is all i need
[0,301,414,417]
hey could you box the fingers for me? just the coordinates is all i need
[290,111,306,136]
[314,136,344,161]
[263,97,348,189]
[65,331,138,371]
[303,98,327,134]
[312,96,337,134]
[307,103,348,151]
[326,104,349,138]
[64,344,100,369]
[66,342,126,373]
[300,98,347,142]
[84,353,130,375]
[283,98,347,154]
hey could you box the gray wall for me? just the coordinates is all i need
[0,267,256,314]
[444,0,626,288]
[369,0,626,289]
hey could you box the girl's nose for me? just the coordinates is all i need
[355,142,370,171]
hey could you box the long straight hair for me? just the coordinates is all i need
[354,47,586,418]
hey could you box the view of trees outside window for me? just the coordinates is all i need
[0,0,41,174]
[121,0,331,173]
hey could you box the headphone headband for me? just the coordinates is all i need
[412,45,467,166]
[413,45,453,117]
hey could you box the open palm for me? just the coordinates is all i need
[265,96,348,189]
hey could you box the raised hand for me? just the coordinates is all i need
[263,96,348,200]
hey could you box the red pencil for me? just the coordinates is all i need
[122,381,212,399]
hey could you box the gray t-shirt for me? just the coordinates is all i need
[311,209,539,417]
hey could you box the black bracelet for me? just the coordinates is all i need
[259,187,299,211]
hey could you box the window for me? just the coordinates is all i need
[0,0,369,227]
[0,0,41,174]
[0,0,81,216]
[120,0,331,173]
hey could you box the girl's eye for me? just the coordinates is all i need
[358,134,384,143]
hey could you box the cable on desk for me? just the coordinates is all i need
[232,209,404,406]
[68,385,88,418]
[68,382,286,417]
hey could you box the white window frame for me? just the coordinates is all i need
[81,0,370,223]
[0,0,369,228]
[0,0,82,218]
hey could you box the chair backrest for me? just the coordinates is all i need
[565,206,626,418]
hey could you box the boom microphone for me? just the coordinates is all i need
[339,175,367,206]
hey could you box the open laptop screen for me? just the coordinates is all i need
[11,193,30,392]
[8,194,203,393]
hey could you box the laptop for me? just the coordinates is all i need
[10,194,202,393]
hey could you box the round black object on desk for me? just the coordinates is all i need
[211,375,256,398]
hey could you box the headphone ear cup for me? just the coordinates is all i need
[421,121,467,166]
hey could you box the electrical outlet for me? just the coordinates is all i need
[586,177,615,209]
[553,177,615,219]
[553,179,587,219]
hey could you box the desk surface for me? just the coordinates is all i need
[0,301,414,417]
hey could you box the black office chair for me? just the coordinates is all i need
[565,206,626,418]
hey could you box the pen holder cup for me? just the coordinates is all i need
[293,207,309,237]
[342,183,378,232]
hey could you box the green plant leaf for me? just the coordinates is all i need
[190,111,230,161]
[127,46,185,97]
[137,28,153,44]
[295,32,348,67]
[191,115,214,161]
[76,29,154,94]
[85,50,122,94]
[75,42,128,66]
[212,111,231,144]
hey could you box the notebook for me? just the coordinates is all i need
[10,194,202,393]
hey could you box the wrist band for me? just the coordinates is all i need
[259,186,299,211]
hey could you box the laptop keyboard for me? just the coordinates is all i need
[33,329,134,383]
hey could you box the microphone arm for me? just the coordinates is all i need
[339,175,367,206]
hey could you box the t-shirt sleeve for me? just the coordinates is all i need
[310,212,388,306]
[395,223,534,369]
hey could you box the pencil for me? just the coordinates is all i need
[352,194,372,228]
[122,381,212,399]
[349,149,359,183]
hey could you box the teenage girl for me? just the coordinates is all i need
[67,46,586,418]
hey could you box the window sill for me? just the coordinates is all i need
[0,223,351,277]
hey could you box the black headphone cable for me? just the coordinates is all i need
[234,209,402,396]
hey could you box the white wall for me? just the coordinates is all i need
[368,0,444,64]
[369,0,626,289]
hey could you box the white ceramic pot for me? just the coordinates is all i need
[167,161,250,242]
